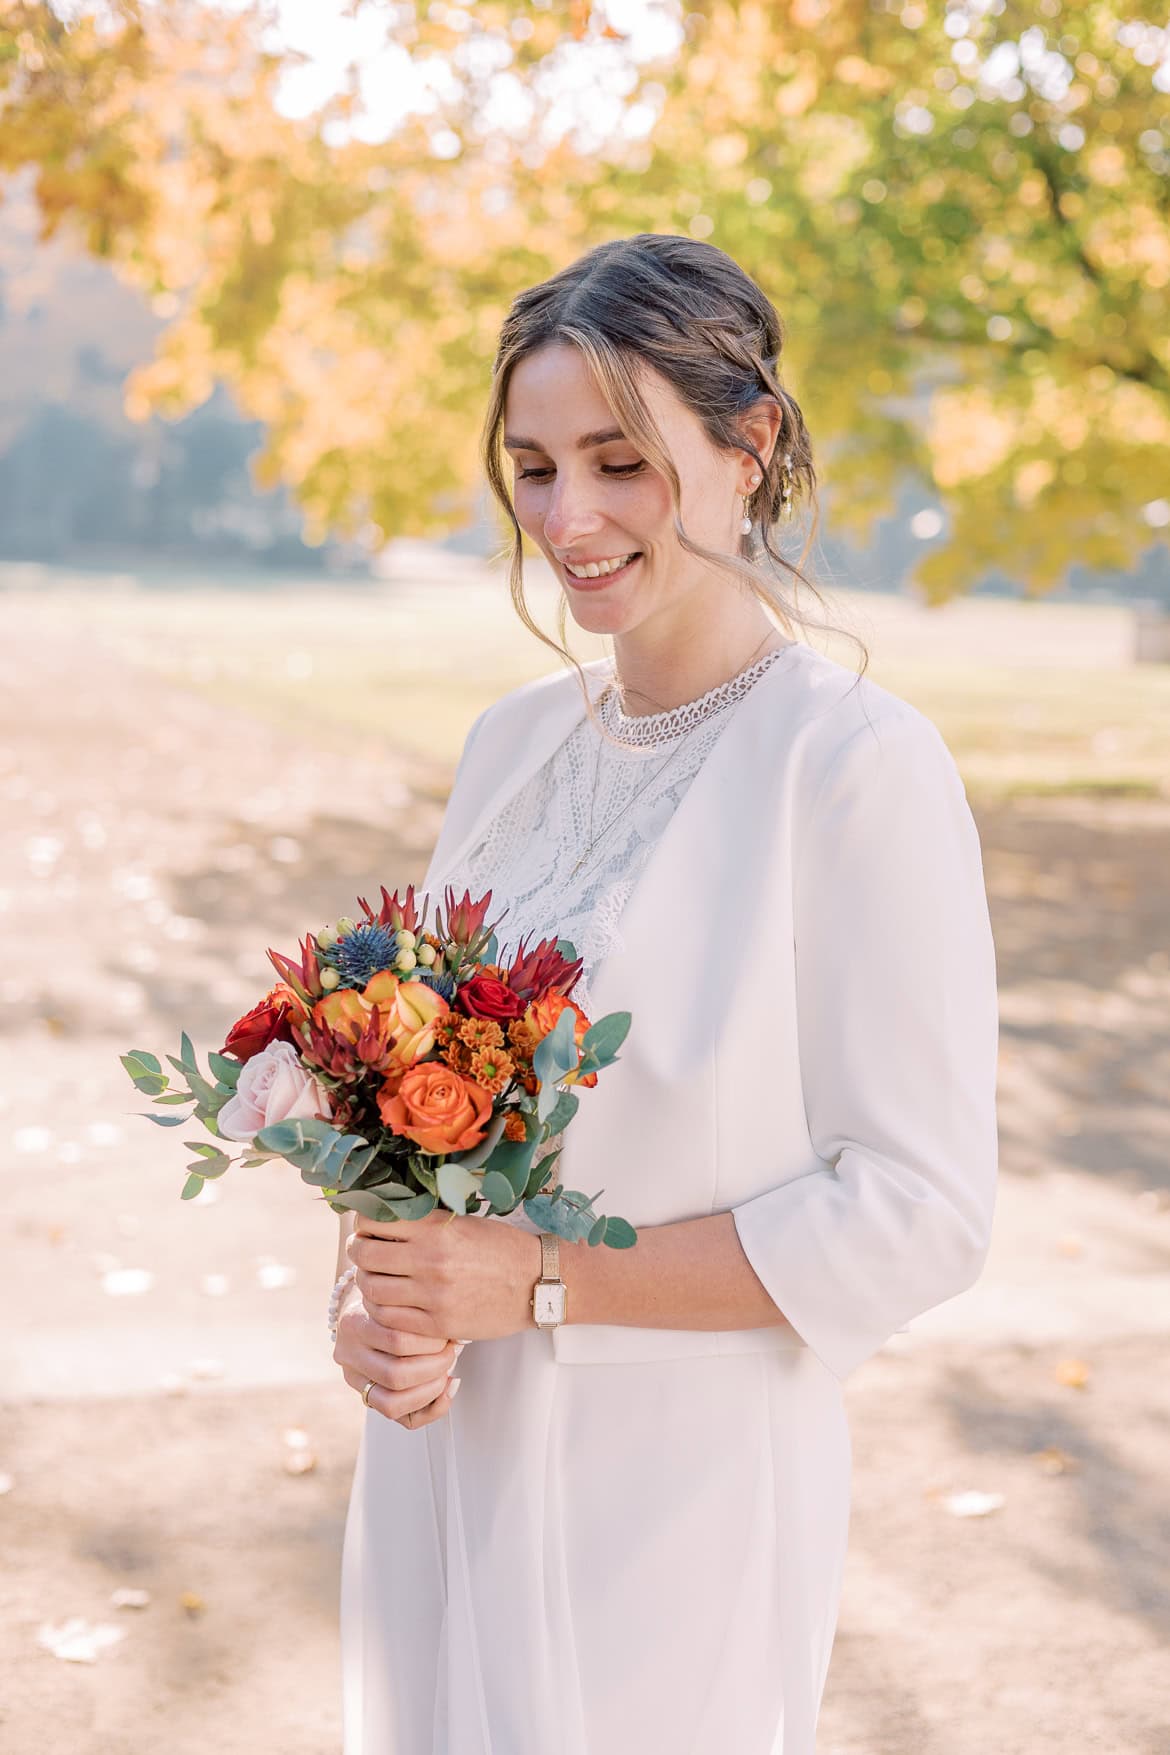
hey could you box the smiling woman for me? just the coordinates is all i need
[333,232,999,1755]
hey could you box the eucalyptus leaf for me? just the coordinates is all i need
[153,1091,195,1106]
[480,1169,519,1212]
[598,1215,638,1249]
[437,1159,484,1215]
[580,1010,631,1064]
[541,1088,579,1138]
[144,1112,191,1128]
[449,1110,508,1171]
[208,1050,242,1088]
[555,938,577,961]
[334,1188,437,1221]
[180,1029,197,1069]
[180,1173,205,1200]
[588,1215,608,1246]
[126,1049,162,1074]
[522,1193,596,1242]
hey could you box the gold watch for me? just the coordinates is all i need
[531,1231,567,1329]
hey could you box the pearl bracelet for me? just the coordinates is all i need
[328,1262,358,1343]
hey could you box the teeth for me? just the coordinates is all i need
[565,553,637,579]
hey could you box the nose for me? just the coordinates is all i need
[541,474,604,551]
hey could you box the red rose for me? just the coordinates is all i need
[222,983,302,1063]
[455,972,527,1023]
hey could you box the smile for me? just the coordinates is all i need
[562,552,642,588]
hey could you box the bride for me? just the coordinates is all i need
[329,231,999,1754]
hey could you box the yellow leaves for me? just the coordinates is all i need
[1014,459,1057,508]
[930,388,1020,488]
[1054,1358,1091,1391]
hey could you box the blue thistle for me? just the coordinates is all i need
[415,967,457,1002]
[322,922,401,990]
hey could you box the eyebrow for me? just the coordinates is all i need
[502,426,628,452]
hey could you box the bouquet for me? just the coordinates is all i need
[121,883,637,1247]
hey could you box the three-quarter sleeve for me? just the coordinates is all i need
[731,708,1000,1382]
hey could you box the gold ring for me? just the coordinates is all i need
[361,1380,376,1407]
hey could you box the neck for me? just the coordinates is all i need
[609,607,789,718]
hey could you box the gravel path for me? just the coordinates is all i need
[1,591,1167,1754]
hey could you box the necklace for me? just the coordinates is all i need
[567,632,785,883]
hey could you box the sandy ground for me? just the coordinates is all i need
[1,584,1168,1754]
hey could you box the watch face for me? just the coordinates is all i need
[535,1281,566,1325]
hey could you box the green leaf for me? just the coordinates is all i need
[153,1091,195,1106]
[481,1169,519,1212]
[580,1010,631,1065]
[555,938,577,961]
[449,1110,508,1171]
[480,931,498,965]
[588,1215,608,1246]
[522,1191,596,1242]
[180,1030,197,1069]
[180,1173,205,1200]
[524,1146,560,1200]
[437,1159,484,1215]
[333,1187,437,1221]
[208,1051,242,1088]
[533,1006,579,1088]
[166,1055,220,1109]
[541,1088,579,1138]
[600,1215,638,1248]
[143,1112,191,1128]
[126,1049,162,1074]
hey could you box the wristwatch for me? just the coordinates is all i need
[531,1231,568,1329]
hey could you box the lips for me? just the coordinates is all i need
[561,553,642,589]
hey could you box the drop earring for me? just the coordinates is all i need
[740,470,763,536]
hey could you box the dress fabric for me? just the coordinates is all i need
[340,645,853,1754]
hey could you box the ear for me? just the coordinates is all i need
[737,394,783,475]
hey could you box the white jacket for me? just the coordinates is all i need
[419,642,999,1381]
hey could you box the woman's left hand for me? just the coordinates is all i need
[348,1206,544,1343]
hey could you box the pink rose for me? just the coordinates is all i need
[217,1040,333,1142]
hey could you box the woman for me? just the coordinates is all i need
[331,233,999,1754]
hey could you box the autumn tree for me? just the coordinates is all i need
[1,0,1166,595]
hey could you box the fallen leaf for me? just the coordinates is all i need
[1055,1358,1091,1389]
[1032,1446,1079,1475]
[941,1490,1005,1518]
[179,1591,205,1616]
[37,1617,126,1663]
[102,1268,154,1297]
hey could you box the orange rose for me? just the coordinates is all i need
[525,992,597,1089]
[377,1060,493,1153]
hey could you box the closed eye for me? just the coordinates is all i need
[518,463,645,481]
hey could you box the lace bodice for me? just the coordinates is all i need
[441,643,800,1020]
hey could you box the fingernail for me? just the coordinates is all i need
[448,1377,462,1398]
[454,1342,467,1357]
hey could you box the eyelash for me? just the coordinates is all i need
[517,463,645,481]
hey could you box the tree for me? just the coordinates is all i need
[2,0,1166,595]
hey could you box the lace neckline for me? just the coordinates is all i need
[597,641,800,750]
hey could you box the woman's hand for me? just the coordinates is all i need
[333,1279,462,1431]
[347,1206,542,1344]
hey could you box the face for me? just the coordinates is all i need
[503,342,773,643]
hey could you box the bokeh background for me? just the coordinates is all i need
[1,4,1168,1752]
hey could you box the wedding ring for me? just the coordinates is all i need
[361,1380,376,1407]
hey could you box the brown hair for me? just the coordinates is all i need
[480,232,869,737]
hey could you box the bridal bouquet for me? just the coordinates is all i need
[120,884,637,1247]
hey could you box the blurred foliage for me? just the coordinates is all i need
[0,0,1166,596]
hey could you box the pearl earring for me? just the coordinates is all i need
[740,470,763,536]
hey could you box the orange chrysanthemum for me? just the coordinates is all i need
[459,1016,505,1050]
[506,1018,539,1060]
[468,1045,515,1094]
[503,1109,527,1142]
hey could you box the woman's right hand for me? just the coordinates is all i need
[333,1284,463,1430]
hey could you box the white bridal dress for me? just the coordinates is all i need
[341,647,853,1754]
